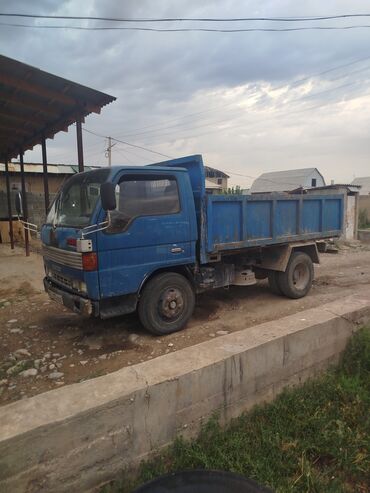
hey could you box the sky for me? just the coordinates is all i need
[1,0,370,188]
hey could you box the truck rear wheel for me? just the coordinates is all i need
[268,271,283,295]
[278,252,314,299]
[138,272,195,335]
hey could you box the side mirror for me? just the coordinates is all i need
[100,182,116,211]
[15,192,23,217]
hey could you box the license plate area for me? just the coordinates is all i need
[49,290,63,305]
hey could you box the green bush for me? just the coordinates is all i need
[359,209,370,229]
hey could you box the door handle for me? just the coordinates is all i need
[171,247,184,254]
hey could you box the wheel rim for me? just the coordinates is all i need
[292,262,310,290]
[158,287,185,322]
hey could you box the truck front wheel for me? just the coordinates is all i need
[138,272,195,335]
[278,252,314,299]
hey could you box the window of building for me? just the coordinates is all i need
[109,175,180,232]
[217,178,223,185]
[311,178,317,187]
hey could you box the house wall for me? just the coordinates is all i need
[0,191,57,232]
[206,176,228,190]
[306,170,325,188]
[0,174,68,194]
[359,196,370,220]
[251,169,325,193]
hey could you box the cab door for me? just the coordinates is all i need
[97,171,196,299]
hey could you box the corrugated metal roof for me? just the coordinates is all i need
[351,177,370,195]
[251,168,325,193]
[205,166,229,178]
[0,54,116,160]
[0,162,98,174]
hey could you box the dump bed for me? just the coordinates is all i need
[205,192,343,261]
[150,154,344,264]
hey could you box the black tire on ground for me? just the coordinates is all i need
[277,252,314,299]
[138,272,195,335]
[268,270,283,295]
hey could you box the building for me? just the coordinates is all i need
[250,168,325,194]
[0,162,99,194]
[204,166,229,193]
[351,177,370,195]
[352,177,370,227]
[0,162,100,232]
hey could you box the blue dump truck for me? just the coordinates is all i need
[38,155,344,335]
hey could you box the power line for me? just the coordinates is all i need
[82,126,172,159]
[114,147,134,165]
[119,77,366,143]
[142,86,370,147]
[130,79,367,146]
[2,13,370,22]
[114,143,157,163]
[111,54,370,139]
[3,21,370,32]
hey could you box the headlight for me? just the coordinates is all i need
[79,282,87,293]
[72,280,87,293]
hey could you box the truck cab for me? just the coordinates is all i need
[42,158,200,334]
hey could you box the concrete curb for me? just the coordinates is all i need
[1,293,370,492]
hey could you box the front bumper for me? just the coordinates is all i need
[43,278,98,316]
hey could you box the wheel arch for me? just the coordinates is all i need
[260,242,319,273]
[292,243,319,265]
[138,264,196,296]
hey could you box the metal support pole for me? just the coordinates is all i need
[41,136,50,212]
[76,117,84,173]
[4,158,15,249]
[19,151,30,257]
[108,136,112,166]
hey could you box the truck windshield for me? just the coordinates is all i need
[46,168,110,228]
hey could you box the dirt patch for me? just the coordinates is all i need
[1,243,370,405]
[0,281,38,299]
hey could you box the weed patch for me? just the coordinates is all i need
[102,328,370,493]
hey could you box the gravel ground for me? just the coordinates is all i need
[1,242,370,406]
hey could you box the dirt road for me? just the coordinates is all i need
[1,242,369,405]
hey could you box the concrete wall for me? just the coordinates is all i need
[0,191,56,231]
[0,293,369,493]
[345,195,356,239]
[359,195,370,224]
[0,173,67,194]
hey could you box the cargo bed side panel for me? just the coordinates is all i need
[205,193,343,261]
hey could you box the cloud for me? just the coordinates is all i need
[2,0,370,186]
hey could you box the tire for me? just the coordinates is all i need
[277,252,314,299]
[138,272,195,335]
[268,270,283,295]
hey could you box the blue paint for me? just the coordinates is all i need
[41,155,344,308]
[206,193,343,256]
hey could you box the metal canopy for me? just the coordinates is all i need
[0,54,116,159]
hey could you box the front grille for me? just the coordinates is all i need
[51,271,74,290]
[43,245,83,270]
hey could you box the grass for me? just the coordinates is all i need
[103,327,370,493]
[359,209,370,230]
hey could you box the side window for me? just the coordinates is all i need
[108,175,180,232]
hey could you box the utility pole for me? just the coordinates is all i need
[106,137,116,166]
